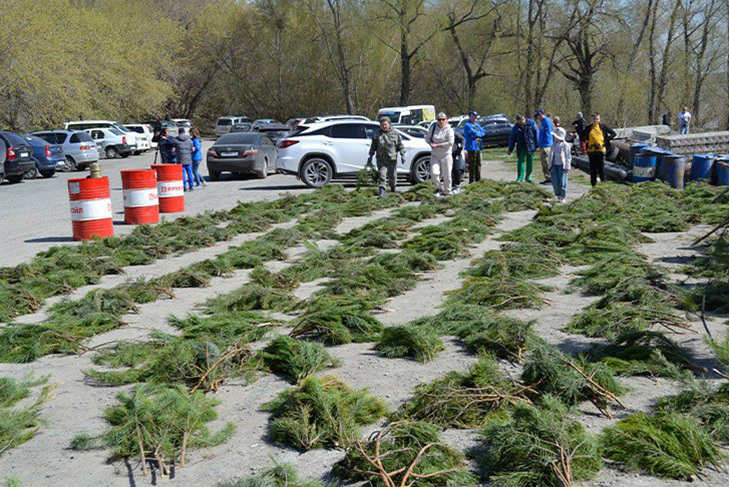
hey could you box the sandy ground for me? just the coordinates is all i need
[1,158,727,486]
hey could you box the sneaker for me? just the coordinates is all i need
[516,178,524,183]
[434,193,444,198]
[452,187,462,194]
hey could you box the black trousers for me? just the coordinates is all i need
[452,152,464,187]
[467,150,481,182]
[588,152,606,186]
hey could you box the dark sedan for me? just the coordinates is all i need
[252,124,291,142]
[455,119,513,148]
[22,135,65,179]
[206,132,277,180]
[0,131,35,184]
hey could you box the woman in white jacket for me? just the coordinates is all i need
[548,127,571,203]
[426,112,455,196]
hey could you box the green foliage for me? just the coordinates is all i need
[656,381,729,442]
[589,331,696,379]
[205,284,299,313]
[601,412,725,479]
[444,277,548,310]
[478,396,602,487]
[375,325,444,362]
[521,344,625,416]
[337,421,476,486]
[397,355,526,428]
[410,305,537,360]
[169,311,276,341]
[89,383,234,472]
[259,335,339,382]
[465,242,565,280]
[85,333,259,391]
[4,475,22,487]
[218,462,329,487]
[569,252,661,296]
[290,296,384,345]
[0,375,55,456]
[263,376,387,450]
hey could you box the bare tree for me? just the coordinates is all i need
[648,0,682,124]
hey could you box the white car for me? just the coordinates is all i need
[172,118,193,135]
[84,128,134,159]
[276,120,432,188]
[125,124,156,149]
[65,120,141,155]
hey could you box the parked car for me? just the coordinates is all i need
[252,124,291,142]
[21,135,65,179]
[116,125,149,154]
[171,118,193,134]
[252,118,281,126]
[453,119,513,148]
[206,132,277,180]
[126,124,156,148]
[285,117,307,130]
[32,130,99,171]
[215,116,252,136]
[276,120,432,188]
[376,105,435,125]
[297,115,370,130]
[479,114,511,123]
[230,123,253,133]
[0,131,35,183]
[85,128,133,159]
[393,124,428,138]
[143,120,179,137]
[65,121,140,154]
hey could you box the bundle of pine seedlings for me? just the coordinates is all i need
[218,462,328,487]
[396,355,531,428]
[0,375,55,456]
[408,305,537,360]
[656,379,729,441]
[258,335,339,383]
[263,375,387,450]
[521,343,625,418]
[290,295,384,345]
[337,421,476,486]
[375,325,444,362]
[71,383,235,477]
[478,395,603,487]
[84,331,260,392]
[600,411,726,480]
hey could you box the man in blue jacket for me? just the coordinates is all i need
[535,109,553,183]
[508,115,539,182]
[463,110,485,183]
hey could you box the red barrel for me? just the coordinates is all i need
[121,169,159,224]
[68,177,114,241]
[151,164,184,213]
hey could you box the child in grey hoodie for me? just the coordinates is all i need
[548,127,571,203]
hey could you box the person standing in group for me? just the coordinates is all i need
[580,113,617,187]
[451,129,466,194]
[174,128,195,192]
[368,116,405,199]
[462,111,485,183]
[662,112,672,128]
[159,128,177,164]
[534,109,553,184]
[553,116,561,128]
[678,107,691,135]
[426,113,455,197]
[190,128,206,188]
[571,112,588,155]
[508,115,538,182]
[548,127,571,203]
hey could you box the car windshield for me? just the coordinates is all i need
[109,129,123,136]
[113,123,131,133]
[217,119,233,126]
[35,132,67,144]
[264,130,289,138]
[127,126,143,133]
[217,133,258,145]
[231,124,252,132]
[3,132,27,146]
[378,112,400,123]
[24,135,46,145]
[75,131,93,142]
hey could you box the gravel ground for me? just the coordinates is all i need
[1,156,727,486]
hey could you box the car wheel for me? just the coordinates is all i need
[257,159,268,179]
[120,153,130,158]
[7,175,24,184]
[24,167,39,179]
[40,170,56,178]
[301,158,332,188]
[64,156,78,171]
[209,170,221,181]
[106,147,118,159]
[410,156,431,184]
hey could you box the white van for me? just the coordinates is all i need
[65,120,141,154]
[215,116,252,136]
[376,105,436,126]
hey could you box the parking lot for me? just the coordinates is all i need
[0,139,313,267]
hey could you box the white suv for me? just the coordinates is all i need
[65,120,141,155]
[276,120,432,188]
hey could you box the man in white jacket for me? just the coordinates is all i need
[548,127,571,203]
[426,112,455,197]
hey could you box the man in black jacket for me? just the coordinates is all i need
[451,130,465,193]
[580,114,617,187]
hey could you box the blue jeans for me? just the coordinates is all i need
[192,159,205,186]
[551,164,568,198]
[680,125,689,135]
[182,164,194,190]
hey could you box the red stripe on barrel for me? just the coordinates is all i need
[121,169,159,224]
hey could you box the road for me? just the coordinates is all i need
[0,139,313,267]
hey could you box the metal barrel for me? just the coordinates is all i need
[632,153,658,183]
[690,154,715,181]
[657,154,685,189]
